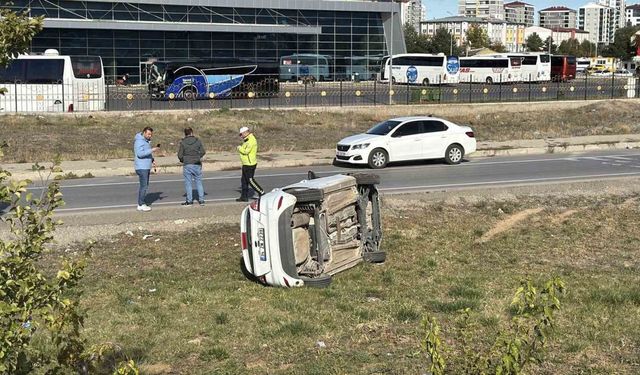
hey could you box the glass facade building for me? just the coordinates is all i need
[5,0,405,83]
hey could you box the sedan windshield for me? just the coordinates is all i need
[366,120,402,136]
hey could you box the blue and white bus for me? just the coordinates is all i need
[148,58,278,100]
[379,53,460,85]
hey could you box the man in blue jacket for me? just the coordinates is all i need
[134,127,159,212]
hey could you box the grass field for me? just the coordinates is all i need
[56,193,640,374]
[2,100,640,163]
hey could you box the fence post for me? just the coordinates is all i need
[439,75,442,103]
[105,83,109,111]
[584,73,588,101]
[304,81,308,108]
[528,74,531,102]
[499,75,502,102]
[14,81,17,113]
[611,73,615,99]
[339,80,343,107]
[406,83,410,105]
[61,80,65,113]
[373,79,377,106]
[556,78,560,100]
[468,75,472,103]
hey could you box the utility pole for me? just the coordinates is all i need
[389,0,394,105]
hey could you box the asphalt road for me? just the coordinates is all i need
[23,149,640,213]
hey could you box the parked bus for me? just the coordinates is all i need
[379,53,460,85]
[551,55,577,81]
[0,49,104,112]
[279,54,330,82]
[493,53,550,82]
[148,58,279,100]
[459,56,522,84]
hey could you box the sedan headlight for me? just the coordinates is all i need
[351,143,370,150]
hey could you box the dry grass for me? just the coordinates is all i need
[44,193,640,374]
[1,100,639,163]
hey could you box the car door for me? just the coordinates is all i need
[388,121,424,161]
[421,120,450,159]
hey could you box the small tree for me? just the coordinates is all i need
[525,33,544,52]
[429,28,462,56]
[579,39,596,57]
[404,24,431,53]
[543,37,557,54]
[558,38,581,56]
[466,24,490,49]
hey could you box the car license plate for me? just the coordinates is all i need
[257,228,266,261]
[336,151,347,157]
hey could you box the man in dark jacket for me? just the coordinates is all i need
[178,127,206,206]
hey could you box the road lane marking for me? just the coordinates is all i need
[55,171,640,212]
[379,172,640,193]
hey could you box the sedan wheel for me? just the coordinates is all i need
[368,148,388,169]
[445,144,464,165]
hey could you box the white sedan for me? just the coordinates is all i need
[335,116,477,169]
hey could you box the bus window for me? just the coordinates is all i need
[521,56,537,65]
[510,58,522,68]
[71,56,102,79]
[540,54,550,63]
[0,59,25,83]
[25,59,64,84]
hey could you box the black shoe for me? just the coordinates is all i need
[199,201,205,206]
[236,197,248,202]
[181,201,193,206]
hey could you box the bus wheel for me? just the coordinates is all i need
[422,78,430,86]
[391,77,396,84]
[486,77,494,84]
[181,87,197,101]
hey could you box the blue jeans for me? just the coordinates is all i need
[183,164,204,202]
[136,169,150,206]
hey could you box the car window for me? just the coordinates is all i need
[391,121,423,137]
[423,120,448,133]
[366,120,402,136]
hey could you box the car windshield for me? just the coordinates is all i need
[367,120,402,135]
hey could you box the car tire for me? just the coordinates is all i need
[368,148,388,169]
[301,274,332,288]
[348,172,380,185]
[363,251,386,263]
[445,144,464,165]
[285,188,324,203]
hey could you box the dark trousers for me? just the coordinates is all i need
[241,165,264,199]
[135,169,150,206]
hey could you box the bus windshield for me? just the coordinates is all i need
[367,120,402,135]
[71,56,102,79]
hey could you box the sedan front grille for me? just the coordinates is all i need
[337,144,350,152]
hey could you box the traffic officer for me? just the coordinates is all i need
[236,126,264,202]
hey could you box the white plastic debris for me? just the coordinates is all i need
[174,219,187,225]
[148,288,157,293]
[316,341,326,349]
[125,231,134,237]
[142,234,153,240]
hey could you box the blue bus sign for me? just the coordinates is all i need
[406,65,418,83]
[447,56,460,74]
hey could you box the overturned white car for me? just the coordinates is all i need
[240,172,384,288]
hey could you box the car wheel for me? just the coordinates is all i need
[348,172,380,185]
[445,144,464,165]
[486,77,493,85]
[363,251,386,263]
[285,188,324,203]
[368,149,388,169]
[301,274,332,288]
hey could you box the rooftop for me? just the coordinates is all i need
[504,1,533,8]
[421,16,524,25]
[540,6,575,12]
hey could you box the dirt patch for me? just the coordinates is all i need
[140,363,173,374]
[552,209,580,225]
[476,207,544,244]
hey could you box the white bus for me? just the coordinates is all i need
[0,49,105,112]
[380,53,460,85]
[493,53,550,82]
[459,56,522,84]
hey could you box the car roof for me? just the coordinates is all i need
[388,116,450,123]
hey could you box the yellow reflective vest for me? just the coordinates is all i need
[237,133,258,166]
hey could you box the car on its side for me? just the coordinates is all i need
[240,172,384,288]
[335,116,476,169]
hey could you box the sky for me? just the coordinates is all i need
[424,0,607,20]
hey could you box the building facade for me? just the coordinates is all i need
[504,1,534,27]
[458,0,505,20]
[598,0,626,29]
[420,16,525,53]
[3,0,406,83]
[524,26,591,48]
[539,6,577,29]
[402,0,425,32]
[627,4,640,26]
[579,3,613,44]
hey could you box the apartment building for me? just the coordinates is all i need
[539,6,577,29]
[627,3,640,26]
[458,0,505,20]
[504,1,534,26]
[579,3,614,44]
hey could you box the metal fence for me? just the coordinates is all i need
[1,73,638,113]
